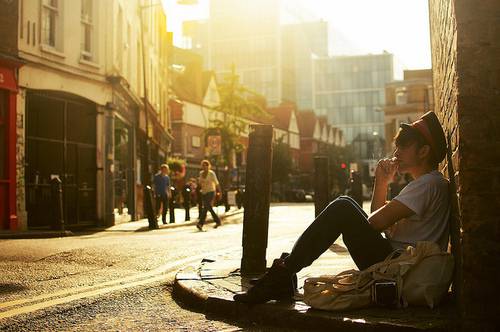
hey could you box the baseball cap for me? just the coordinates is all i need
[400,111,447,163]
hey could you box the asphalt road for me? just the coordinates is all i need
[0,203,319,331]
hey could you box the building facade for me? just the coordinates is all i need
[0,0,23,231]
[183,0,283,106]
[170,70,221,179]
[314,53,394,182]
[296,110,321,175]
[383,69,433,154]
[429,0,500,319]
[314,53,394,145]
[266,102,301,170]
[281,20,329,109]
[14,0,171,230]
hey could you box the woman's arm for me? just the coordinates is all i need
[368,199,414,231]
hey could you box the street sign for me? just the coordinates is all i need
[207,135,221,156]
[368,159,377,177]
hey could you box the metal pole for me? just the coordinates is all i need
[241,125,273,275]
[50,177,65,231]
[144,185,158,229]
[314,156,329,217]
[139,3,152,186]
[169,186,176,223]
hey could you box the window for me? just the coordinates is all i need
[192,136,201,148]
[81,0,93,61]
[42,0,59,48]
[396,87,407,105]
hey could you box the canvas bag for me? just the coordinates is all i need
[303,241,454,311]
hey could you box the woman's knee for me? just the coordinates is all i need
[325,196,357,213]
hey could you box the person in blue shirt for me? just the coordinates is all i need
[153,164,171,224]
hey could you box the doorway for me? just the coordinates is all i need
[25,91,97,228]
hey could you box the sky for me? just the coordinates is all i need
[162,0,431,70]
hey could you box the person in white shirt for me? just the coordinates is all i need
[196,160,222,230]
[235,111,450,304]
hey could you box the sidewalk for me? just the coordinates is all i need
[0,206,243,239]
[172,202,465,332]
[173,247,460,331]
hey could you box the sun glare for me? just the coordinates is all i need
[163,0,431,69]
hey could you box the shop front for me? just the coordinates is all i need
[0,62,19,230]
[112,90,137,222]
[25,91,97,228]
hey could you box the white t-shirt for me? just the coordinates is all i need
[389,170,450,251]
[198,170,219,194]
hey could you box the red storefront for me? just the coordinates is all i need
[0,59,21,230]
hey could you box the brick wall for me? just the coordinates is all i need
[15,89,27,230]
[429,0,500,318]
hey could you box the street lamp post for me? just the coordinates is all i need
[138,1,158,185]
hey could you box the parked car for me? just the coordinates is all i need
[285,189,307,202]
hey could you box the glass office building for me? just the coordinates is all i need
[314,53,394,145]
[184,0,282,106]
[281,20,329,109]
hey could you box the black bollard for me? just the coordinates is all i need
[182,184,191,221]
[314,156,330,217]
[241,125,273,275]
[169,186,176,223]
[350,171,363,207]
[143,185,158,229]
[50,177,65,231]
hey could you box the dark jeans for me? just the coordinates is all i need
[284,196,394,272]
[199,191,221,225]
[155,195,169,223]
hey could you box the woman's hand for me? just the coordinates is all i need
[375,158,399,184]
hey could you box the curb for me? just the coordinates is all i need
[172,271,448,332]
[0,209,244,239]
[154,208,244,231]
[0,230,74,239]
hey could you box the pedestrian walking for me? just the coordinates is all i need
[234,111,450,304]
[153,164,171,225]
[194,179,202,220]
[196,160,222,230]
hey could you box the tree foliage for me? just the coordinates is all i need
[206,64,270,167]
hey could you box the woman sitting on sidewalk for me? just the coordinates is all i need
[235,111,450,304]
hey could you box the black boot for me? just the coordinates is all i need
[249,272,298,290]
[234,255,295,304]
[248,253,297,289]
